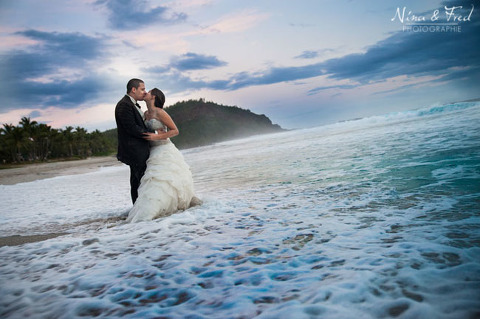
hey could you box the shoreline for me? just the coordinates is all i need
[0,156,122,185]
[0,233,70,247]
[0,157,125,247]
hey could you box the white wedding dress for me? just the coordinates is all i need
[127,118,197,222]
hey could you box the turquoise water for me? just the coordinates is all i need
[0,101,479,318]
[184,101,480,318]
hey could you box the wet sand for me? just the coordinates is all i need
[0,156,122,185]
[0,233,70,247]
[0,215,128,247]
[0,156,124,247]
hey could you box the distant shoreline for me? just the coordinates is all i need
[0,156,122,185]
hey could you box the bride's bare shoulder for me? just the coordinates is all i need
[156,109,170,118]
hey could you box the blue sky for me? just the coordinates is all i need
[0,0,479,131]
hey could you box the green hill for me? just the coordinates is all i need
[0,101,285,165]
[165,99,285,149]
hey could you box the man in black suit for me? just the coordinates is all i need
[115,78,153,203]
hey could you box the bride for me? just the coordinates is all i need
[126,88,200,222]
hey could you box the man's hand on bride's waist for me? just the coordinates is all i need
[143,132,167,141]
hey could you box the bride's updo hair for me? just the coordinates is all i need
[151,88,165,109]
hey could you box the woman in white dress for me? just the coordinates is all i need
[126,88,200,222]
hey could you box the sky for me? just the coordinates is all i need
[0,0,479,131]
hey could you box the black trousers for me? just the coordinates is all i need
[129,163,147,204]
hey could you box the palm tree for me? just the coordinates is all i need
[0,124,16,162]
[62,126,75,157]
[49,128,63,158]
[1,121,118,163]
[36,124,53,160]
[19,117,39,161]
[0,123,26,162]
[74,126,88,157]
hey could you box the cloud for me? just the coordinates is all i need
[295,51,320,59]
[16,29,104,60]
[151,3,479,95]
[0,29,109,111]
[146,62,326,93]
[144,70,230,93]
[170,52,227,71]
[4,1,478,116]
[141,53,228,85]
[21,76,110,105]
[199,9,269,34]
[226,64,325,90]
[145,62,326,94]
[28,110,42,118]
[321,3,479,83]
[307,84,358,96]
[289,23,315,28]
[295,48,337,60]
[96,0,187,30]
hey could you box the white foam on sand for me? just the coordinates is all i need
[1,102,479,318]
[0,166,131,236]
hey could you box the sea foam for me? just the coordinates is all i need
[1,102,479,318]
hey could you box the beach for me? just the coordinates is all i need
[0,156,121,185]
[0,156,123,247]
[1,102,479,318]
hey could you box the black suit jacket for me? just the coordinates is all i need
[115,95,152,167]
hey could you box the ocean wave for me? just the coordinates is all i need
[333,101,480,130]
[416,101,479,117]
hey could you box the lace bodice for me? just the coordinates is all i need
[145,118,170,146]
[145,118,166,131]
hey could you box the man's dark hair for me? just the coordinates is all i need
[127,78,144,93]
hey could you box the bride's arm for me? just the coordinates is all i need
[143,110,179,141]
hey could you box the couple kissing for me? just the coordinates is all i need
[115,78,201,222]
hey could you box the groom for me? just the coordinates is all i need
[115,78,153,204]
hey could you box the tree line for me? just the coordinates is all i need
[0,117,116,164]
[1,99,285,165]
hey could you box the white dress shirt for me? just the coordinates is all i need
[128,95,145,119]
